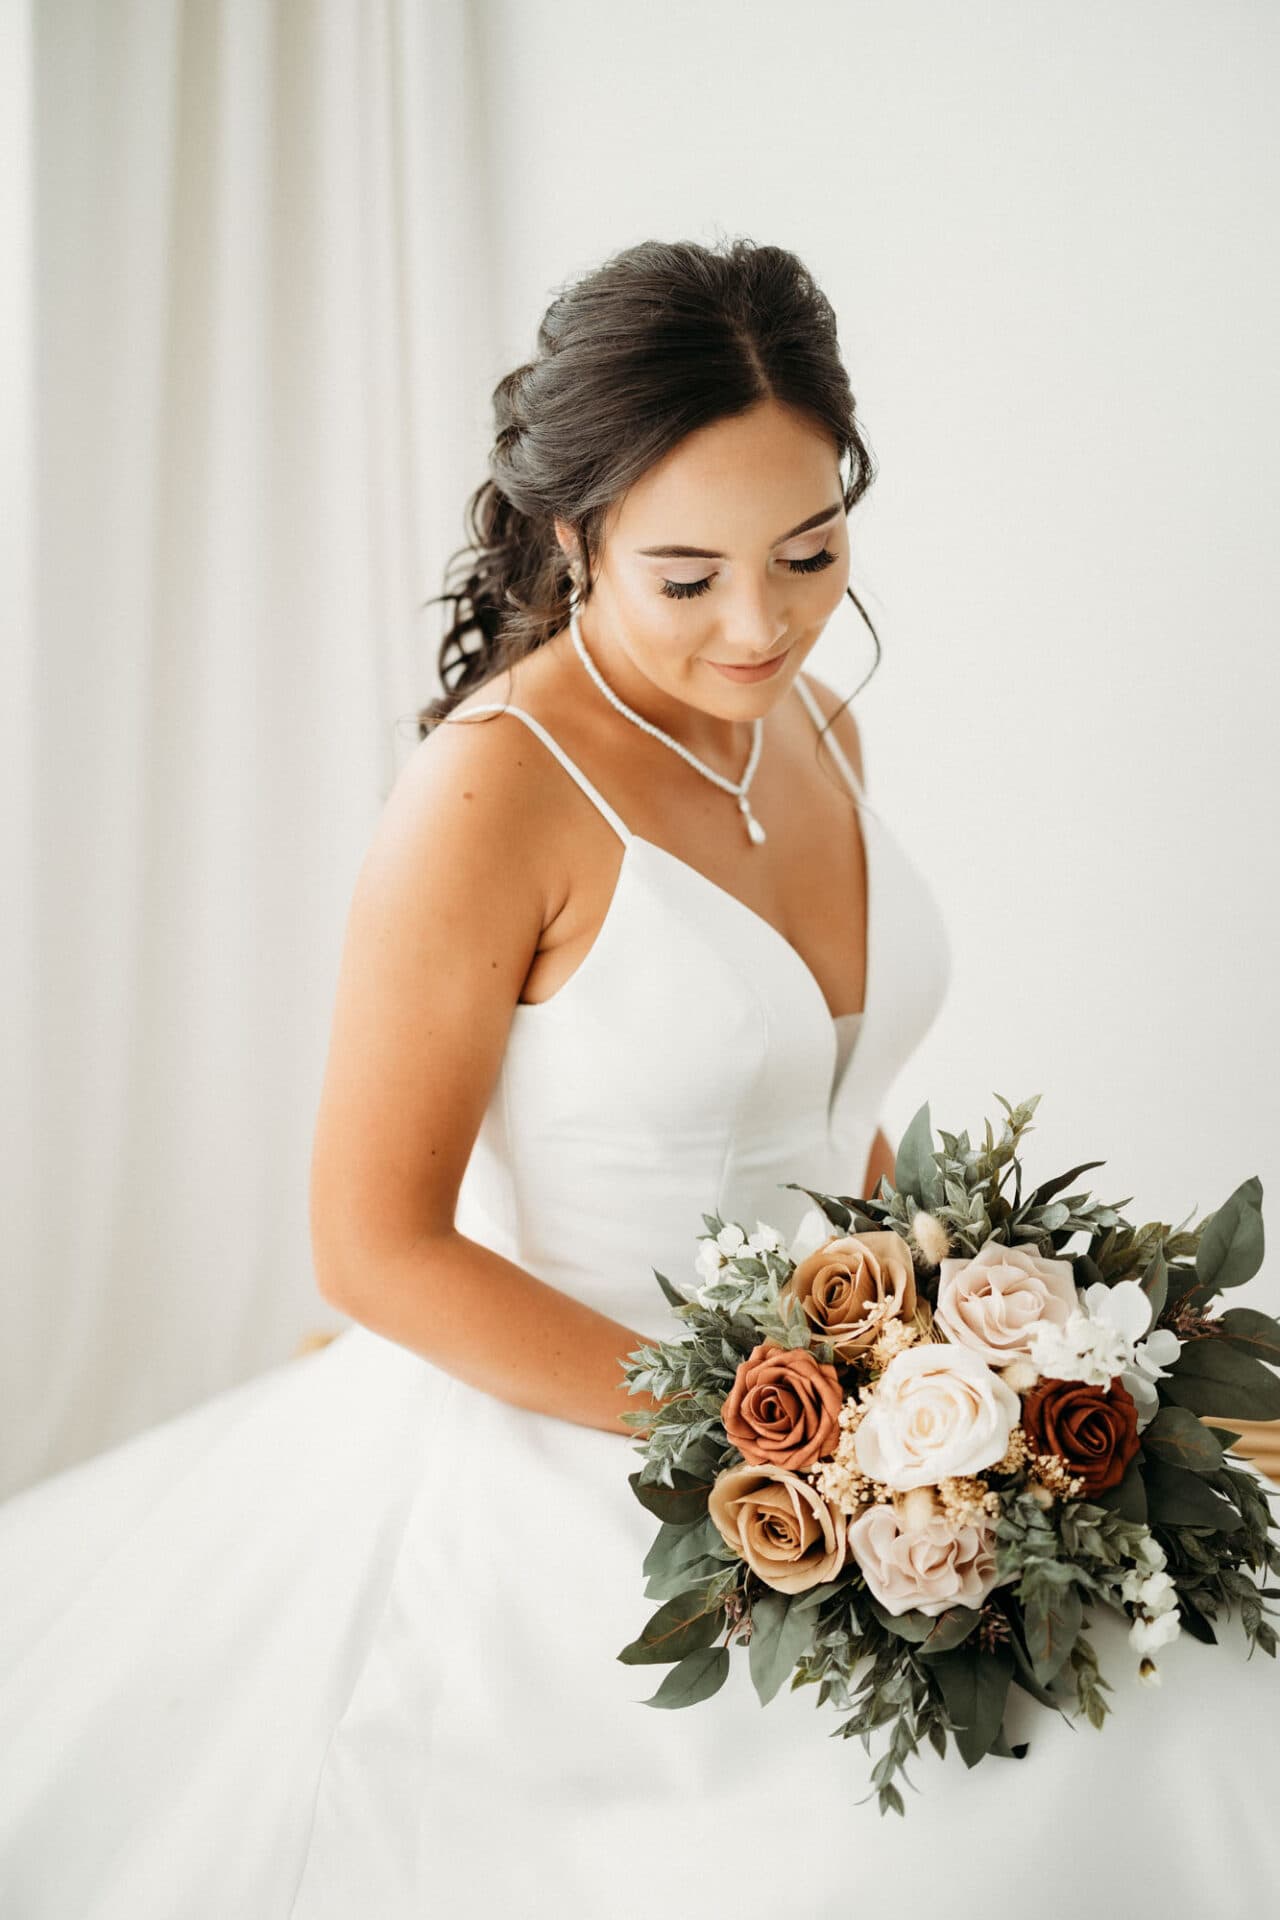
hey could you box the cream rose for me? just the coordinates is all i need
[708,1462,847,1595]
[848,1491,1002,1617]
[934,1237,1078,1370]
[853,1343,1020,1490]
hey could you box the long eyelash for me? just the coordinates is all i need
[787,547,836,575]
[660,548,837,600]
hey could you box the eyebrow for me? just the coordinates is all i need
[633,501,843,560]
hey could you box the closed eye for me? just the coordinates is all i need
[661,549,837,600]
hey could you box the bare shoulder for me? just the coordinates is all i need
[380,673,563,892]
[796,666,867,793]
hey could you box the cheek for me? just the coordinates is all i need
[816,549,851,612]
[617,584,711,665]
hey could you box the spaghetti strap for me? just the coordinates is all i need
[793,674,864,800]
[449,702,633,847]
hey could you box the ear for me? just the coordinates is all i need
[552,517,578,563]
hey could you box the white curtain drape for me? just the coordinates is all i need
[5,0,496,1497]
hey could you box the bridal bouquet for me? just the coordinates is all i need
[617,1094,1280,1815]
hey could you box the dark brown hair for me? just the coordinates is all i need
[417,235,881,739]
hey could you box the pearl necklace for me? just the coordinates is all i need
[568,606,768,845]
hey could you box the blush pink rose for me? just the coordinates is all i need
[934,1238,1078,1370]
[848,1492,1002,1617]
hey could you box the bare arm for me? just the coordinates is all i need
[309,712,663,1439]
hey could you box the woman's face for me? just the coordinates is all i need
[556,397,850,730]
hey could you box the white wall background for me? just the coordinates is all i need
[7,0,1277,1496]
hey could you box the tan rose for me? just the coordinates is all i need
[847,1490,1002,1617]
[708,1462,847,1594]
[784,1232,917,1360]
[934,1238,1078,1370]
[722,1341,843,1471]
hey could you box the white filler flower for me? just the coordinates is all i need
[1028,1279,1180,1429]
[693,1219,786,1303]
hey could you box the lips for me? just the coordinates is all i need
[707,647,791,682]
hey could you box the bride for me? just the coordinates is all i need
[2,237,1276,1919]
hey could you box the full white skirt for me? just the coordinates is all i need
[2,1324,1278,1920]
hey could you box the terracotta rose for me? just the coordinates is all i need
[708,1462,847,1595]
[1020,1375,1141,1495]
[785,1232,917,1361]
[722,1341,843,1471]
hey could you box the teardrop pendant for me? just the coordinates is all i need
[738,795,767,845]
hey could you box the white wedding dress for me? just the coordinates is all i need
[2,680,1277,1919]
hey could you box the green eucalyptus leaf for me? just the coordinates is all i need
[748,1592,818,1706]
[894,1102,942,1210]
[618,1589,726,1666]
[1161,1339,1280,1421]
[642,1514,721,1583]
[864,1593,937,1643]
[788,1576,849,1613]
[778,1182,854,1233]
[644,1554,728,1604]
[1139,1406,1226,1475]
[1004,1616,1065,1709]
[1162,1262,1203,1311]
[1176,1591,1219,1645]
[642,1644,731,1709]
[1089,1455,1148,1522]
[628,1469,711,1526]
[653,1268,691,1309]
[1142,1458,1244,1532]
[1194,1178,1264,1297]
[677,1433,731,1482]
[1024,1578,1083,1686]
[1215,1308,1280,1365]
[1027,1160,1107,1209]
[1139,1248,1169,1321]
[925,1645,1015,1768]
[917,1605,983,1655]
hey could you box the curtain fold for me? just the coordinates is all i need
[6,0,496,1496]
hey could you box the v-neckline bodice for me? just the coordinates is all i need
[451,685,877,1123]
[506,818,878,1123]
[624,827,875,1116]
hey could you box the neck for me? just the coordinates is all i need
[571,605,760,768]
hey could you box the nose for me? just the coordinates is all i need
[723,585,789,661]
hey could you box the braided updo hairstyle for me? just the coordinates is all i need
[417,236,882,737]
